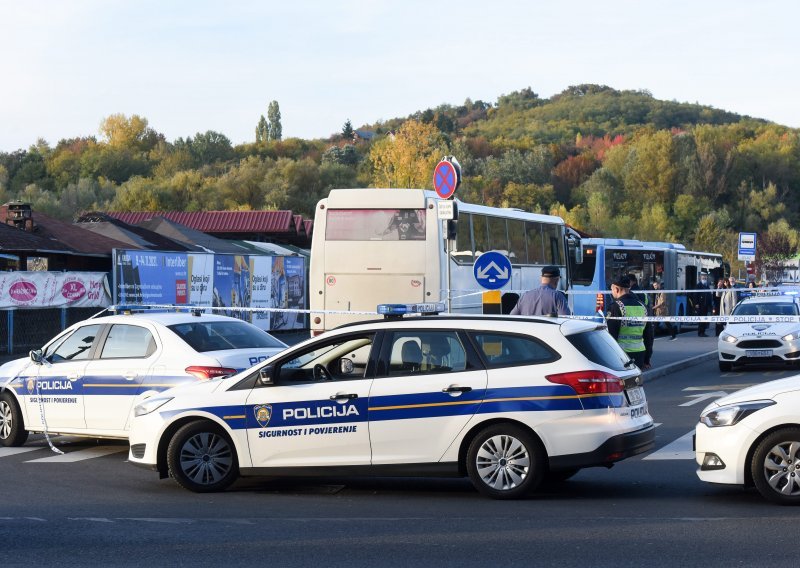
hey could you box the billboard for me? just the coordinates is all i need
[0,271,110,308]
[114,250,306,330]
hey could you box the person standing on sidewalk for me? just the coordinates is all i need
[607,275,654,369]
[510,265,571,317]
[693,272,712,337]
[652,280,676,340]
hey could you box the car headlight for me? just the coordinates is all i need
[700,400,775,427]
[134,397,173,417]
[782,332,800,341]
[719,332,738,344]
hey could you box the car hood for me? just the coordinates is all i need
[205,347,285,372]
[703,374,800,411]
[0,357,37,382]
[723,322,800,338]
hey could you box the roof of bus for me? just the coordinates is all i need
[581,238,687,249]
[323,188,565,225]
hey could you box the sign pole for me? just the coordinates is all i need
[444,220,452,313]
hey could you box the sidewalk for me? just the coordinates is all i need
[642,331,718,382]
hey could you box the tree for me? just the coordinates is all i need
[342,119,354,140]
[757,230,797,284]
[268,101,282,141]
[368,120,447,189]
[256,115,269,143]
[99,114,162,151]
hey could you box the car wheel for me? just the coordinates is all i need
[718,361,732,372]
[750,427,800,505]
[544,468,580,484]
[0,393,29,447]
[167,421,238,493]
[466,424,544,499]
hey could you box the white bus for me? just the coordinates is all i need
[309,188,569,334]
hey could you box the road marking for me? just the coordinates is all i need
[679,392,728,406]
[683,385,754,391]
[644,430,694,460]
[0,447,43,457]
[25,446,127,463]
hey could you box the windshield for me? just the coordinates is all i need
[168,321,286,352]
[326,209,426,241]
[566,329,630,371]
[732,302,799,316]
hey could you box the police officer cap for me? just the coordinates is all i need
[542,266,561,278]
[612,275,631,288]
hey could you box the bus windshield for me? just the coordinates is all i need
[325,209,426,241]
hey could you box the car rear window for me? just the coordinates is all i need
[168,321,286,352]
[566,330,629,371]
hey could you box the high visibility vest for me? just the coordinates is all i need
[615,300,646,353]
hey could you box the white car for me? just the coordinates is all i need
[695,375,800,505]
[718,295,800,372]
[128,304,655,499]
[0,309,287,447]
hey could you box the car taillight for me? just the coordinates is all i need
[185,366,237,380]
[595,293,605,312]
[545,370,624,395]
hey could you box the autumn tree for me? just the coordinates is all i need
[368,120,447,189]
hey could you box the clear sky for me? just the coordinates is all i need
[1,0,797,152]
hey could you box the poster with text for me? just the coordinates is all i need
[213,254,251,321]
[115,250,188,304]
[249,255,273,331]
[188,253,214,307]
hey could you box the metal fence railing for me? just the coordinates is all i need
[0,308,102,356]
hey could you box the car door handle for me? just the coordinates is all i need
[66,373,81,382]
[329,393,358,400]
[123,372,138,381]
[442,386,472,394]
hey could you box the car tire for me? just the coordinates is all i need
[466,424,544,499]
[0,393,29,447]
[750,427,800,505]
[167,421,239,493]
[718,361,733,372]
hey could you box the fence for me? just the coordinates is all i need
[0,307,102,356]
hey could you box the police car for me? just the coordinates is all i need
[127,304,655,499]
[718,295,800,371]
[0,308,287,447]
[695,375,800,504]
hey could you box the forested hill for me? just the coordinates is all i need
[0,84,797,274]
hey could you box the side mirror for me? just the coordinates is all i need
[30,349,44,365]
[339,358,354,375]
[258,366,274,386]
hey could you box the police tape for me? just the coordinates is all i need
[445,287,790,296]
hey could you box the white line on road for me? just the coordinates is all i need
[644,430,695,460]
[679,392,728,406]
[25,446,127,463]
[0,447,43,457]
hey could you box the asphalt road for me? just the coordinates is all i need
[1,350,798,567]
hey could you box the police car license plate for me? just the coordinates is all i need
[746,349,773,358]
[625,387,645,406]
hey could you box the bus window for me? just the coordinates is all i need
[473,214,489,255]
[571,246,597,285]
[526,222,545,264]
[508,219,527,266]
[544,224,563,265]
[325,209,426,241]
[453,213,475,265]
[487,217,509,254]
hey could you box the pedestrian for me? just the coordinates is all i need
[510,265,571,316]
[713,278,726,336]
[606,275,654,369]
[652,280,676,340]
[720,278,736,329]
[693,272,712,337]
[728,276,741,303]
[628,274,649,308]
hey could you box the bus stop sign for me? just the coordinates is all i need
[433,160,458,199]
[473,251,512,290]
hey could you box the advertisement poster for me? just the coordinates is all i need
[116,250,188,304]
[212,255,251,321]
[188,253,214,307]
[284,256,306,329]
[249,256,273,331]
[0,271,110,308]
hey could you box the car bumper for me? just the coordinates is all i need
[694,422,755,486]
[718,339,800,365]
[548,424,655,470]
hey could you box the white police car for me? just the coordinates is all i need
[0,308,287,447]
[718,295,800,371]
[128,303,655,499]
[695,375,800,504]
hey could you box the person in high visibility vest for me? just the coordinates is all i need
[607,275,654,370]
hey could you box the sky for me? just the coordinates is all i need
[1,0,798,152]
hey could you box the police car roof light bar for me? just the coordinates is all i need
[377,302,446,319]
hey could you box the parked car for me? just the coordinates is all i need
[128,304,655,499]
[0,309,287,447]
[696,375,800,505]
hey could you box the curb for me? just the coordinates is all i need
[642,350,718,383]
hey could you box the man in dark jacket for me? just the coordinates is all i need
[607,275,654,369]
[693,272,711,337]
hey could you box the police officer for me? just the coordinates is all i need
[510,265,571,316]
[693,272,712,336]
[607,275,654,369]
